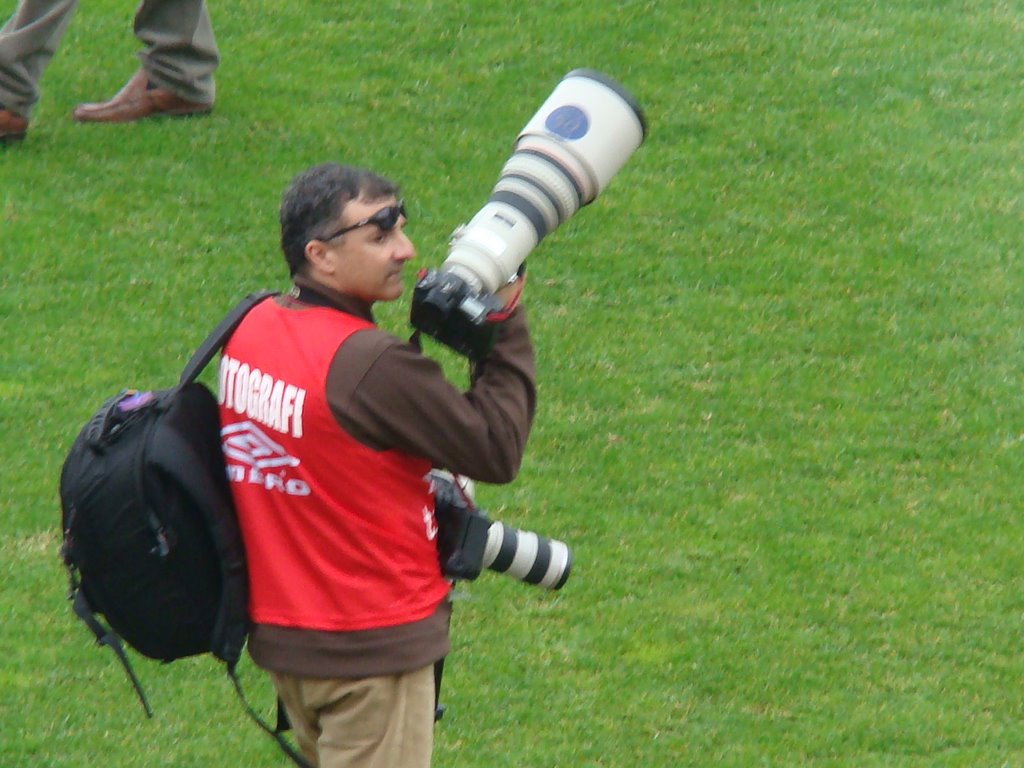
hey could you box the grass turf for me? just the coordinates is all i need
[3,1,1024,765]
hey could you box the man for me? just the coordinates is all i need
[217,163,535,767]
[0,0,217,144]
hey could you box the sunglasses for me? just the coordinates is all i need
[319,200,407,242]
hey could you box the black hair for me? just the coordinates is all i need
[279,164,400,276]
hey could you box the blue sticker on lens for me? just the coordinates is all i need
[545,105,589,140]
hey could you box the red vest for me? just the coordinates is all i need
[217,300,450,632]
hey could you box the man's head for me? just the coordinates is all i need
[280,164,415,303]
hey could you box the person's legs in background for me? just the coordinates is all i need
[72,0,217,124]
[0,0,78,142]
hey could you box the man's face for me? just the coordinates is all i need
[312,196,415,304]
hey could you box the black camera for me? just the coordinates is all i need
[410,269,505,360]
[432,472,572,590]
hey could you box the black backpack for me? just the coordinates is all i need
[59,291,308,767]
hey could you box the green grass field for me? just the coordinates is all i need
[4,1,1024,765]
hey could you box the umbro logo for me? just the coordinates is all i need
[222,421,300,469]
[221,421,310,496]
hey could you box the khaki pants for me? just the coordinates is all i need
[269,665,436,768]
[0,0,217,117]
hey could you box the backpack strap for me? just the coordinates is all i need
[227,664,312,768]
[70,589,153,718]
[177,291,278,388]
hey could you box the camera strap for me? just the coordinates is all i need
[291,282,428,351]
[289,283,344,311]
[434,657,446,722]
[484,277,525,323]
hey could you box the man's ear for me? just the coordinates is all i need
[304,239,333,275]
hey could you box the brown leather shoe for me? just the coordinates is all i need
[72,70,212,124]
[0,108,28,144]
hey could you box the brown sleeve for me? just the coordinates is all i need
[325,307,536,483]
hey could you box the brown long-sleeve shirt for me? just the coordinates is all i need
[316,282,536,481]
[248,274,536,678]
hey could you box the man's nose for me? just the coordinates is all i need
[395,231,416,261]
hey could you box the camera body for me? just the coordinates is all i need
[410,269,505,360]
[433,477,493,581]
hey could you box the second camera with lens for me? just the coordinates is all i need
[431,471,572,591]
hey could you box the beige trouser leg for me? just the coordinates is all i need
[0,0,78,117]
[0,0,217,115]
[269,665,436,768]
[133,0,218,104]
